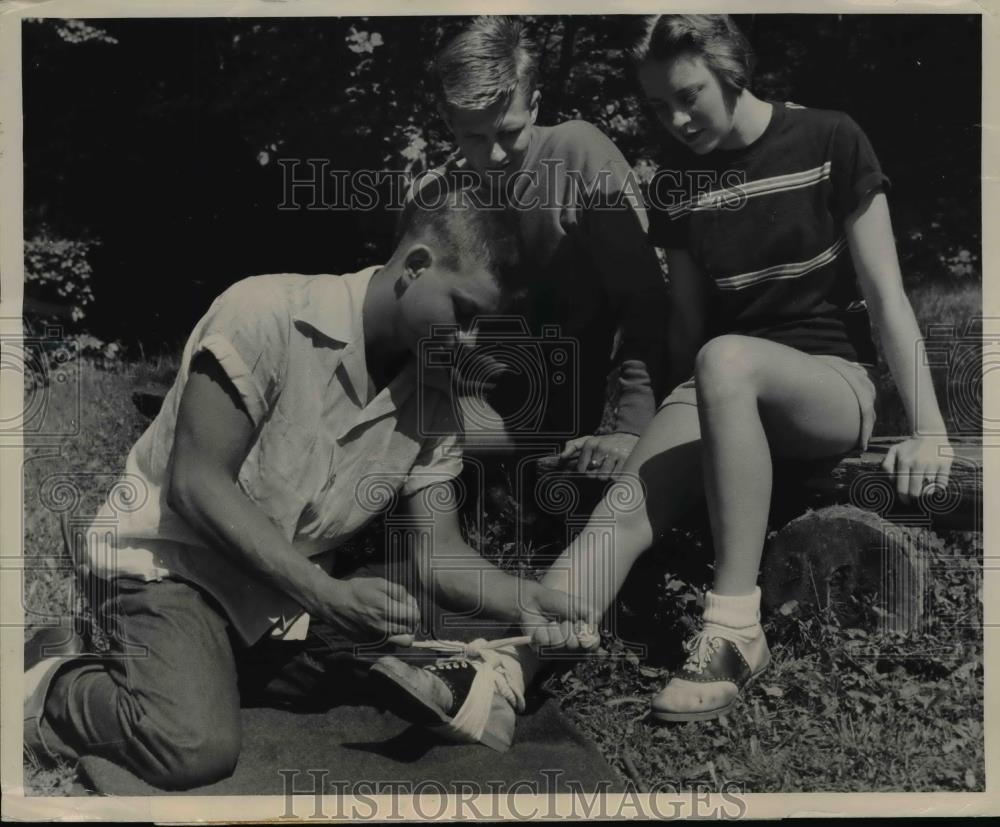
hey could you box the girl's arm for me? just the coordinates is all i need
[845,191,953,500]
[169,351,420,640]
[664,248,712,387]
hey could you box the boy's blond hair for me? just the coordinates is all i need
[433,16,539,110]
[402,190,527,293]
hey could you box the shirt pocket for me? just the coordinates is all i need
[292,435,344,539]
[239,409,318,542]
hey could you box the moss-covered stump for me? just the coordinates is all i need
[761,504,933,633]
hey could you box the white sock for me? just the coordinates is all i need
[702,587,762,645]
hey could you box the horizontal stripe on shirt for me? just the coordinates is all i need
[715,235,849,291]
[667,161,832,220]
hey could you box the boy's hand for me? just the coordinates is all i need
[881,436,953,504]
[519,585,600,652]
[558,433,638,479]
[314,577,421,643]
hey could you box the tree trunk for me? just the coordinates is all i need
[760,504,932,633]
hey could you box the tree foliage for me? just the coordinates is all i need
[22,14,981,349]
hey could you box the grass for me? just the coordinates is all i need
[540,529,983,792]
[871,280,982,437]
[21,279,984,794]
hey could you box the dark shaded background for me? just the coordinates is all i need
[22,14,981,351]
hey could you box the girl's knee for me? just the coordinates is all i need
[695,336,757,398]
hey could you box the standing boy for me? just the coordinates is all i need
[404,16,669,477]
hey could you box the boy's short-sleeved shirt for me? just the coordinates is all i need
[647,101,888,365]
[84,267,463,644]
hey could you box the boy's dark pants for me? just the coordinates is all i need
[40,557,455,791]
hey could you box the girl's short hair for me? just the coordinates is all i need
[433,16,539,111]
[630,15,755,94]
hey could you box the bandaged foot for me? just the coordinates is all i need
[370,637,526,752]
[650,588,770,722]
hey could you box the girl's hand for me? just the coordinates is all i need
[881,436,953,503]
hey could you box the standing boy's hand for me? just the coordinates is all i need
[558,433,639,479]
[311,577,421,643]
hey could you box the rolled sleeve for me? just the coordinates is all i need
[189,277,290,426]
[615,360,657,436]
[830,114,891,222]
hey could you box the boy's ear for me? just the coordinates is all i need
[437,101,455,134]
[402,244,434,284]
[528,89,541,124]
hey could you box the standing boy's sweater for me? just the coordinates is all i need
[405,120,669,437]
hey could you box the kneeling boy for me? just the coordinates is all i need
[24,193,583,790]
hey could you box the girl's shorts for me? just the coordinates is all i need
[657,354,878,452]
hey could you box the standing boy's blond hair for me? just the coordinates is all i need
[433,16,539,110]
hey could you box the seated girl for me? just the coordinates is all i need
[533,13,953,721]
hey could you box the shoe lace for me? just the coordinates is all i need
[400,625,600,744]
[408,636,529,713]
[681,629,723,674]
[406,623,600,711]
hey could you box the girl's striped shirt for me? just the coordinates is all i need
[648,101,889,365]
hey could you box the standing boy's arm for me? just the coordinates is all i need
[169,351,420,641]
[558,158,670,478]
[587,195,669,434]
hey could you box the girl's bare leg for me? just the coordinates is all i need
[697,336,865,594]
[538,399,703,617]
[655,336,866,716]
[516,400,702,687]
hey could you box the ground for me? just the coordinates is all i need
[20,282,984,794]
